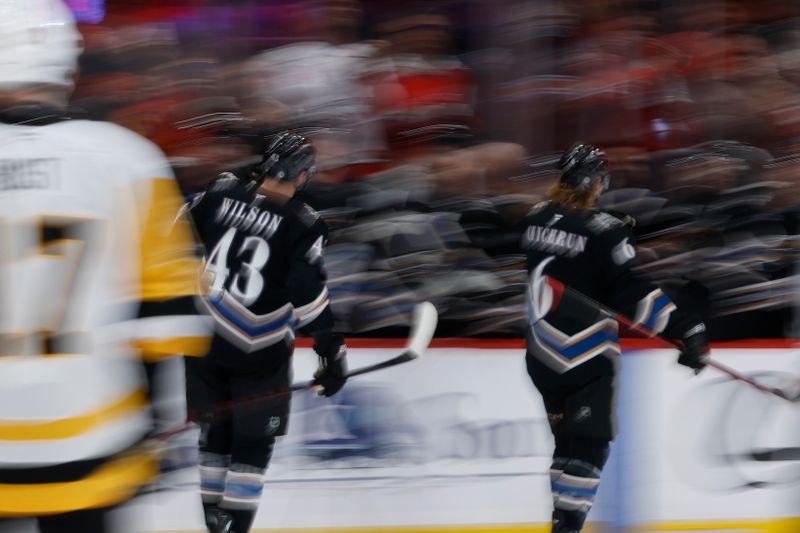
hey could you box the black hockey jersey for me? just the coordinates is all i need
[522,201,686,373]
[188,172,334,366]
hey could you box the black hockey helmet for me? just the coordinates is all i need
[250,131,317,190]
[558,143,610,193]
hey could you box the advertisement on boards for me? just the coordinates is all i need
[618,347,800,532]
[144,347,558,532]
[139,345,799,533]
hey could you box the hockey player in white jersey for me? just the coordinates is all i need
[0,1,210,531]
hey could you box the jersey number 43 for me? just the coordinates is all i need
[204,227,270,306]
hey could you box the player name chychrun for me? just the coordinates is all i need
[523,225,588,257]
[214,197,284,238]
[0,158,59,190]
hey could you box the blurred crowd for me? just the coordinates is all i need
[72,0,800,339]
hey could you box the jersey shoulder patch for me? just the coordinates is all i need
[527,201,550,217]
[587,210,632,234]
[208,172,240,193]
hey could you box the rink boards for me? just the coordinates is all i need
[141,341,800,533]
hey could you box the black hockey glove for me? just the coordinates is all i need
[312,332,348,397]
[676,322,710,374]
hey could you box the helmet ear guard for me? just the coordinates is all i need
[558,143,610,193]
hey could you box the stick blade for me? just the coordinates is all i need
[405,301,438,358]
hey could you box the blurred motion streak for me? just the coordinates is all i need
[5,0,798,531]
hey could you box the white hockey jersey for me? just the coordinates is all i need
[0,112,210,516]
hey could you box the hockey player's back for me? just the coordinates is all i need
[185,132,347,533]
[522,201,634,307]
[190,169,331,367]
[521,143,711,533]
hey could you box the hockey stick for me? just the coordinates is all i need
[291,300,439,392]
[530,260,800,403]
[154,302,438,442]
[614,310,798,402]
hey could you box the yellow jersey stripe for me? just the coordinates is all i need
[0,389,146,441]
[0,449,158,516]
[136,335,211,361]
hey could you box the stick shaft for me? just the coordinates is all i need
[610,309,792,400]
[549,278,795,402]
[291,351,415,391]
[158,302,437,440]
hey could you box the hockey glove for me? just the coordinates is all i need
[313,333,348,397]
[676,322,710,374]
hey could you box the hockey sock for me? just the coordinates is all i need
[200,452,229,524]
[549,456,569,497]
[200,452,229,505]
[219,463,266,533]
[551,459,603,531]
[550,439,609,531]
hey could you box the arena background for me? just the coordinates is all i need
[46,0,800,531]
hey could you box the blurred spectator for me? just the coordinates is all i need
[369,9,528,196]
[65,0,800,339]
[238,0,387,182]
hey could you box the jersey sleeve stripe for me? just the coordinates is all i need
[633,289,677,335]
[294,287,330,328]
